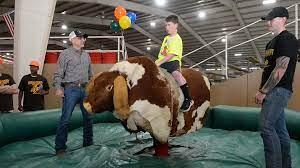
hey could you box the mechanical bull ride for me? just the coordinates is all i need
[83,56,210,156]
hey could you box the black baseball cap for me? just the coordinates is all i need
[68,30,88,41]
[261,6,289,21]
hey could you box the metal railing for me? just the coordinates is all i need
[184,3,299,79]
[0,35,127,62]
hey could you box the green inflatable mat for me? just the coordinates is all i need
[207,105,300,140]
[0,107,118,147]
[1,123,300,168]
[1,105,300,167]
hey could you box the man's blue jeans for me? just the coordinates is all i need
[55,87,93,151]
[260,87,292,168]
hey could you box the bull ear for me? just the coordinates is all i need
[113,75,130,120]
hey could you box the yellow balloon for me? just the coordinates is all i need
[119,16,131,29]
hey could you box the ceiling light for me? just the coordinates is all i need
[147,47,151,51]
[198,11,206,18]
[222,28,227,31]
[154,0,166,7]
[150,22,156,27]
[61,11,67,14]
[62,40,67,44]
[61,24,67,30]
[198,0,205,3]
[234,53,243,56]
[6,53,10,56]
[206,68,215,71]
[147,38,151,41]
[61,33,66,35]
[221,38,226,43]
[250,67,259,70]
[262,0,276,5]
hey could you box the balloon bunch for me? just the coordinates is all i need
[110,6,137,32]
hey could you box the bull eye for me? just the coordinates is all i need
[105,85,113,92]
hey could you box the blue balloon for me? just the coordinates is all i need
[126,12,137,24]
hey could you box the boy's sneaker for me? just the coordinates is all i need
[180,99,194,112]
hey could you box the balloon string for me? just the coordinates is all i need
[121,30,128,60]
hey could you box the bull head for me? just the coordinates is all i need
[83,71,130,120]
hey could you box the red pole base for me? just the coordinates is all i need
[154,142,169,157]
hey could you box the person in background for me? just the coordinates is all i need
[0,57,18,113]
[53,30,93,156]
[255,6,298,168]
[18,60,49,112]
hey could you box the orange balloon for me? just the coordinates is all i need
[114,6,127,20]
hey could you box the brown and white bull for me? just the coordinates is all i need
[83,56,210,156]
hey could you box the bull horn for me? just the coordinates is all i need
[83,101,93,113]
[113,75,130,120]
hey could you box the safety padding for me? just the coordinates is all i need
[2,105,300,148]
[207,105,300,140]
[207,105,260,131]
[0,120,4,146]
[284,108,300,140]
[0,108,118,147]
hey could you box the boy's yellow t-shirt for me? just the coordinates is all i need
[157,33,183,65]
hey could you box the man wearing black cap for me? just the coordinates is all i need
[255,6,298,168]
[53,30,93,156]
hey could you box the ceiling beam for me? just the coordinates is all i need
[0,7,12,22]
[1,3,241,71]
[62,3,93,15]
[132,24,161,44]
[2,3,245,72]
[53,14,201,69]
[53,13,112,25]
[48,40,69,48]
[73,5,102,16]
[0,39,13,45]
[0,6,11,15]
[54,2,78,12]
[60,0,173,16]
[59,0,230,68]
[0,10,154,56]
[218,0,263,63]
